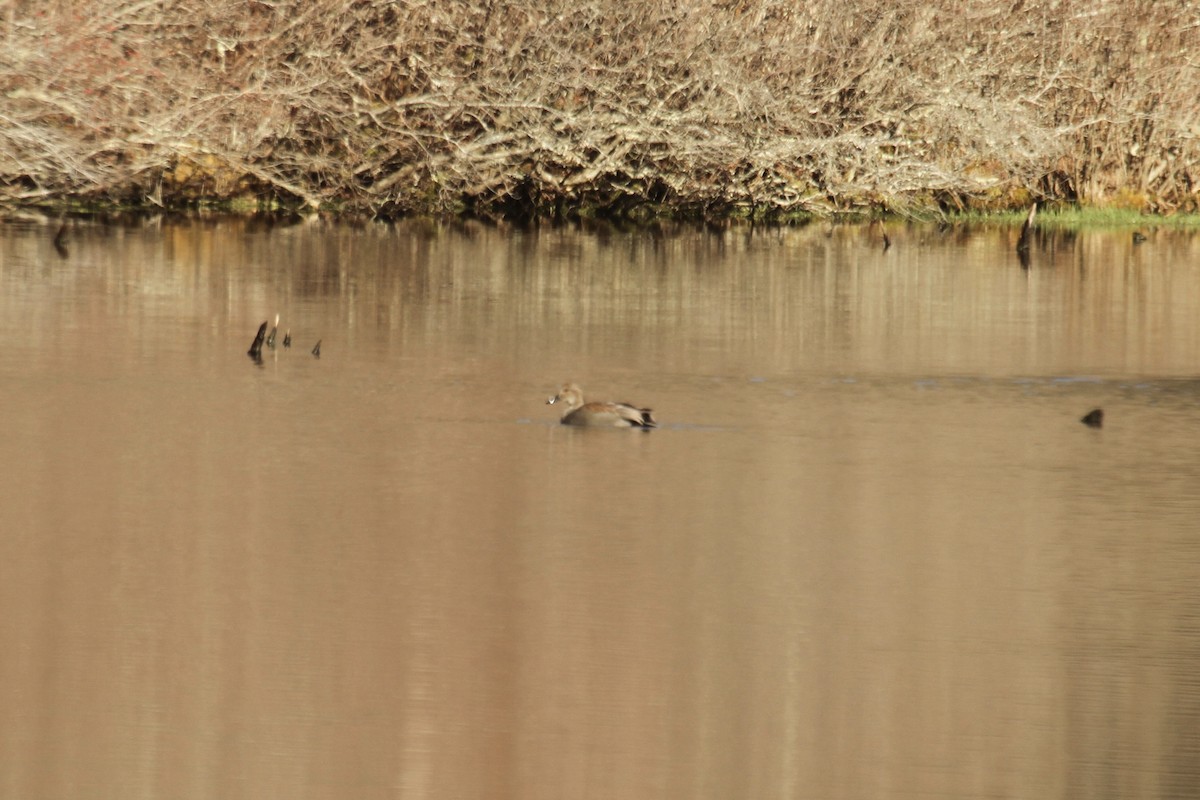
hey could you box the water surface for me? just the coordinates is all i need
[2,216,1199,799]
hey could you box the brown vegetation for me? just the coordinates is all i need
[1,0,1198,219]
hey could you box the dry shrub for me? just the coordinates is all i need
[1,0,1197,217]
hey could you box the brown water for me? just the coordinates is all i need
[2,216,1199,799]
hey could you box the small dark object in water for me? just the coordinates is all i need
[311,340,321,358]
[1016,202,1037,254]
[1132,231,1147,244]
[283,330,291,348]
[266,314,279,348]
[869,219,891,251]
[248,321,267,360]
[1081,408,1104,428]
[53,223,69,258]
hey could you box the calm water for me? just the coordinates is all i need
[2,216,1199,799]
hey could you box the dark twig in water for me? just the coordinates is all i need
[283,330,291,348]
[53,222,69,258]
[311,340,321,358]
[1080,408,1103,428]
[1016,202,1037,254]
[266,314,279,348]
[248,321,267,360]
[871,219,891,251]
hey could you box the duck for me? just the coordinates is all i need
[546,383,657,428]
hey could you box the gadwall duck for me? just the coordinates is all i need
[546,383,657,428]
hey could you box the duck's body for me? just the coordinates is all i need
[547,383,656,428]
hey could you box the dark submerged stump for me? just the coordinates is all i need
[248,321,267,360]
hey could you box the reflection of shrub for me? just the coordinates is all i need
[1,0,1197,217]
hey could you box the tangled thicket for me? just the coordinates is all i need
[1,0,1198,218]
